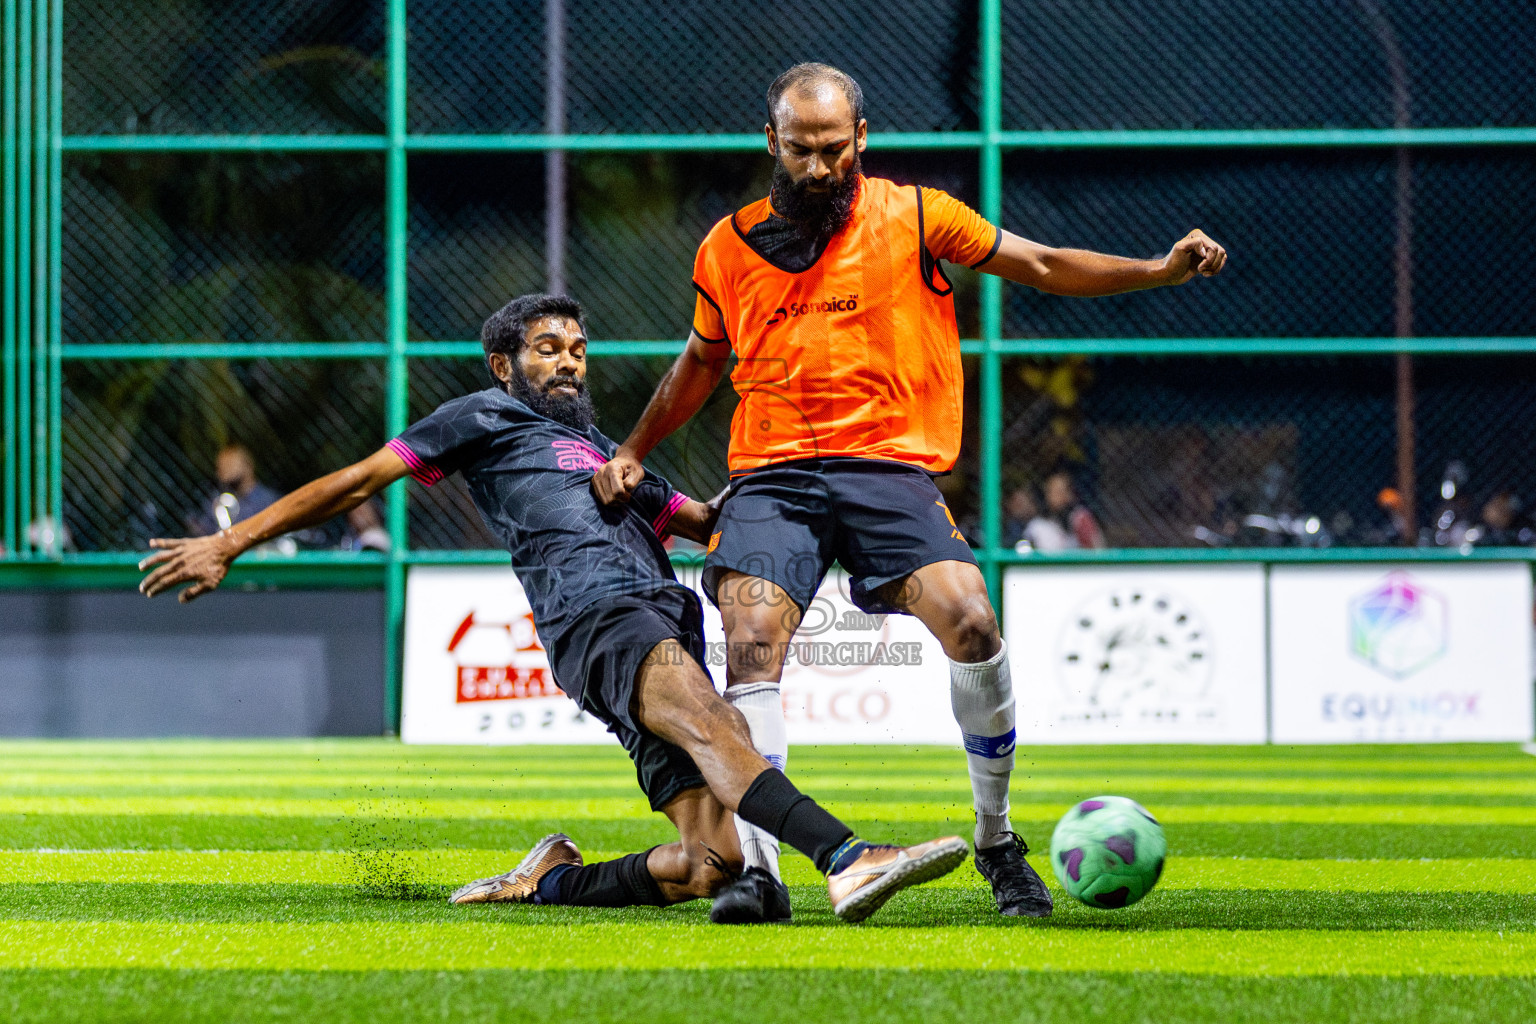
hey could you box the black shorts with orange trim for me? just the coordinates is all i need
[546,585,709,812]
[700,457,978,615]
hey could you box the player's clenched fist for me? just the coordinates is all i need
[1162,229,1227,285]
[592,451,645,505]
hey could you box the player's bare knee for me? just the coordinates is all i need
[725,635,785,684]
[950,595,1001,662]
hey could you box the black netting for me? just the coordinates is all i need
[65,0,384,135]
[62,359,385,551]
[47,1,1536,557]
[64,153,385,344]
[408,151,979,342]
[405,359,503,550]
[999,151,1536,338]
[1002,0,1536,130]
[408,0,977,135]
[407,154,546,341]
[995,354,1536,550]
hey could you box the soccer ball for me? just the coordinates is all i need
[1049,795,1167,909]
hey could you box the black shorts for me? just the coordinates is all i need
[702,457,978,615]
[546,586,709,812]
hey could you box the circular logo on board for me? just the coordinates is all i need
[1054,587,1214,709]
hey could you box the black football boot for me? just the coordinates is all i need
[709,866,793,924]
[974,832,1054,918]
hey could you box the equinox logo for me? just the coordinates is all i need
[765,295,858,325]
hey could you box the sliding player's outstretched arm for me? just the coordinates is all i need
[592,330,727,505]
[981,227,1227,297]
[659,485,730,545]
[138,447,411,602]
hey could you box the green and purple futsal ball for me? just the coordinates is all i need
[1049,795,1167,909]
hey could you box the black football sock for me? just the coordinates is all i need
[735,768,855,875]
[534,848,668,907]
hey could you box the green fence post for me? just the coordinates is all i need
[978,0,1004,609]
[31,0,46,550]
[382,0,408,736]
[2,0,17,554]
[16,0,30,555]
[48,0,61,539]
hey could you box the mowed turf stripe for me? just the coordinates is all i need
[6,883,1534,933]
[5,795,1535,825]
[5,850,1536,893]
[4,969,1536,1024]
[4,754,1532,777]
[1,921,1532,974]
[1,744,1530,775]
[6,771,1535,799]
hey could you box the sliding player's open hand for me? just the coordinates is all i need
[1162,229,1227,285]
[138,534,237,603]
[592,451,645,505]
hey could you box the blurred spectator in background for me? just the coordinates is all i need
[1001,485,1039,549]
[1043,470,1106,550]
[342,499,391,552]
[1472,491,1533,547]
[191,444,285,537]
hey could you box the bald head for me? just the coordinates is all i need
[766,63,864,132]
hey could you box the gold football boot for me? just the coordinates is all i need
[448,832,582,904]
[826,836,969,923]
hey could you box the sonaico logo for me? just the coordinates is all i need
[764,294,858,326]
[447,608,560,703]
[1348,571,1448,679]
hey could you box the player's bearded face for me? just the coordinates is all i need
[771,144,861,238]
[508,361,596,432]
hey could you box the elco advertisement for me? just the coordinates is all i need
[402,565,955,746]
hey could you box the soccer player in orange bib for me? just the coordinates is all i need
[594,63,1226,923]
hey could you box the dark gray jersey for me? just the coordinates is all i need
[388,388,691,642]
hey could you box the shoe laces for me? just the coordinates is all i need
[978,832,1046,900]
[995,831,1030,859]
[699,842,741,884]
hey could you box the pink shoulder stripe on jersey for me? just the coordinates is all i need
[386,438,444,487]
[652,491,689,537]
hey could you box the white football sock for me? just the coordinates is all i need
[723,682,787,878]
[949,640,1016,850]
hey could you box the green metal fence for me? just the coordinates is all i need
[4,0,1536,732]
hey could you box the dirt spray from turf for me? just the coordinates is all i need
[345,784,448,901]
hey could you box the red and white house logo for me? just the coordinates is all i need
[447,609,560,703]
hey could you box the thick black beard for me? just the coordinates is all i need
[769,149,861,239]
[508,369,596,432]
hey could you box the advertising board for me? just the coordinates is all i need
[402,565,956,746]
[1003,565,1268,743]
[1269,564,1533,743]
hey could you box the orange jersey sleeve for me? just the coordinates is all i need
[921,187,1001,269]
[690,235,730,343]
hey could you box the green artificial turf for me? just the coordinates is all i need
[1,741,1534,1022]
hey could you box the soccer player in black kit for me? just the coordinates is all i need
[138,293,968,923]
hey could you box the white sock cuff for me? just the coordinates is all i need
[723,681,787,773]
[723,682,781,703]
[949,639,1009,690]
